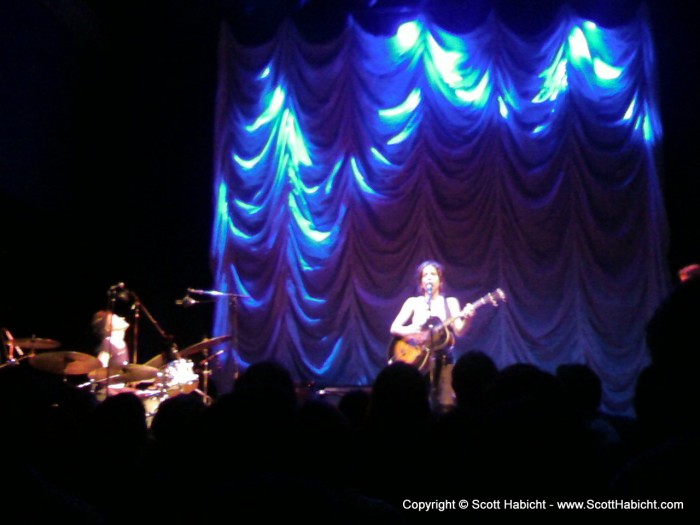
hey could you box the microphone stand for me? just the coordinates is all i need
[230,295,240,383]
[195,349,224,405]
[128,292,178,417]
[103,289,118,398]
[131,297,140,365]
[425,285,437,403]
[182,288,246,394]
[0,336,16,369]
[130,292,175,365]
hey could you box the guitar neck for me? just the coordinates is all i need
[444,289,505,328]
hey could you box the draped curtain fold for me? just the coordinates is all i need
[209,3,670,416]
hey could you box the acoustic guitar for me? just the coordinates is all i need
[387,288,506,372]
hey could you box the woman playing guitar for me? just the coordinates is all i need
[389,260,475,411]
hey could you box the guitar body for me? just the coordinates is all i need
[387,317,455,373]
[387,337,431,373]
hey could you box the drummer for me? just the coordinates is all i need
[91,310,131,394]
[92,310,130,369]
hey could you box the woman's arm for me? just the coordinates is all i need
[448,297,474,337]
[390,297,427,343]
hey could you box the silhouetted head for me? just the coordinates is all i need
[556,363,602,421]
[452,349,498,409]
[646,278,700,372]
[366,361,432,431]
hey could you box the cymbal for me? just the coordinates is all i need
[88,363,159,383]
[12,337,61,351]
[179,335,232,359]
[30,351,102,375]
[143,353,167,369]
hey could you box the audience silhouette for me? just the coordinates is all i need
[2,296,696,524]
[609,278,699,501]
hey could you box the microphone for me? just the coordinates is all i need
[175,296,198,307]
[187,288,233,297]
[108,283,134,302]
[426,283,433,309]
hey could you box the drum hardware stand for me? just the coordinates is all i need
[0,359,18,370]
[83,369,121,399]
[1,328,33,369]
[181,288,248,388]
[1,329,13,368]
[195,348,225,405]
[0,338,20,369]
[229,294,240,382]
[155,369,169,399]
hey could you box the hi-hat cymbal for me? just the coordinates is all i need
[30,351,102,375]
[88,363,159,384]
[12,338,61,351]
[179,335,232,359]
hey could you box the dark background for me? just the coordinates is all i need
[1,0,698,363]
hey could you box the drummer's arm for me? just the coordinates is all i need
[96,349,109,368]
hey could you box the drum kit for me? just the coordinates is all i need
[31,350,102,375]
[130,334,232,422]
[139,335,232,415]
[11,337,62,352]
[0,334,68,370]
[2,285,242,424]
[1,330,232,425]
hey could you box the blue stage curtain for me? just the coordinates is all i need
[209,2,669,416]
